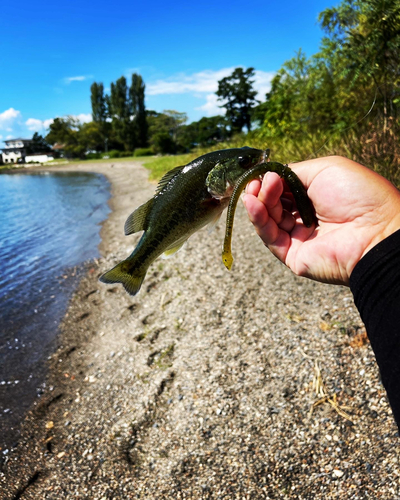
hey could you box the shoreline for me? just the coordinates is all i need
[1,160,400,498]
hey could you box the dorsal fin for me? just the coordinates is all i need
[156,164,186,194]
[124,198,154,235]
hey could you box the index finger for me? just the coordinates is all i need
[246,178,261,196]
[288,156,343,187]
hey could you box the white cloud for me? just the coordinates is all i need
[147,68,275,117]
[25,118,44,132]
[69,76,86,81]
[43,118,54,128]
[64,75,93,84]
[147,68,275,99]
[25,117,54,132]
[253,70,275,99]
[196,93,224,116]
[0,108,22,130]
[25,114,90,133]
[147,68,236,96]
[72,113,92,124]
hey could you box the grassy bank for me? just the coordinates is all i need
[140,134,342,183]
[142,153,198,181]
[141,130,400,188]
[139,136,336,183]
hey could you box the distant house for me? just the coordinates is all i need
[51,143,65,157]
[1,138,54,164]
[1,138,33,164]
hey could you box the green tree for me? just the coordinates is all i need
[257,0,400,140]
[129,73,148,147]
[78,121,104,152]
[177,115,230,150]
[109,76,135,151]
[253,0,400,182]
[196,115,230,145]
[29,132,52,153]
[106,74,149,151]
[258,50,339,139]
[216,67,259,133]
[90,82,107,123]
[45,117,76,146]
[45,117,84,158]
[90,82,112,152]
[319,0,400,129]
[147,110,187,154]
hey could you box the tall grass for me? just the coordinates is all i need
[337,121,400,187]
[142,153,199,181]
[142,121,400,188]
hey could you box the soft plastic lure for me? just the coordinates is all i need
[222,161,314,270]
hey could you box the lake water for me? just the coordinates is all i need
[0,170,110,452]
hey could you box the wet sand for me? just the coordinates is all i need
[1,160,399,499]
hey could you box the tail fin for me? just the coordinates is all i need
[99,259,147,296]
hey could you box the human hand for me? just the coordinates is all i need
[243,156,400,286]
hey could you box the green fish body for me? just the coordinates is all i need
[100,147,267,296]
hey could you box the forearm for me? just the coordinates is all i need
[350,228,400,429]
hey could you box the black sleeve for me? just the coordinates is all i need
[350,228,400,429]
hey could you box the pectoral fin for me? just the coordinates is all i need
[162,236,189,259]
[207,212,222,234]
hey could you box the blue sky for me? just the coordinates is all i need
[0,0,335,145]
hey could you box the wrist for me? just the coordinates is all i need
[362,213,400,259]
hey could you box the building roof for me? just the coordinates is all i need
[4,138,33,143]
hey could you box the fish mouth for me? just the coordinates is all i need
[260,148,271,164]
[259,150,268,164]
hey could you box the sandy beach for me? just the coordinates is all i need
[1,159,399,499]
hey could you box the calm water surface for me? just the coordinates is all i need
[0,171,110,452]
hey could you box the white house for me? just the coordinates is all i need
[1,138,54,164]
[1,138,33,164]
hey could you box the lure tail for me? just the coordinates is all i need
[99,259,148,296]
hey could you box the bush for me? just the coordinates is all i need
[134,148,154,157]
[86,152,102,160]
[103,149,122,159]
[151,132,176,154]
[119,151,133,157]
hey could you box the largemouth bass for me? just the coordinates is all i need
[100,147,268,296]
